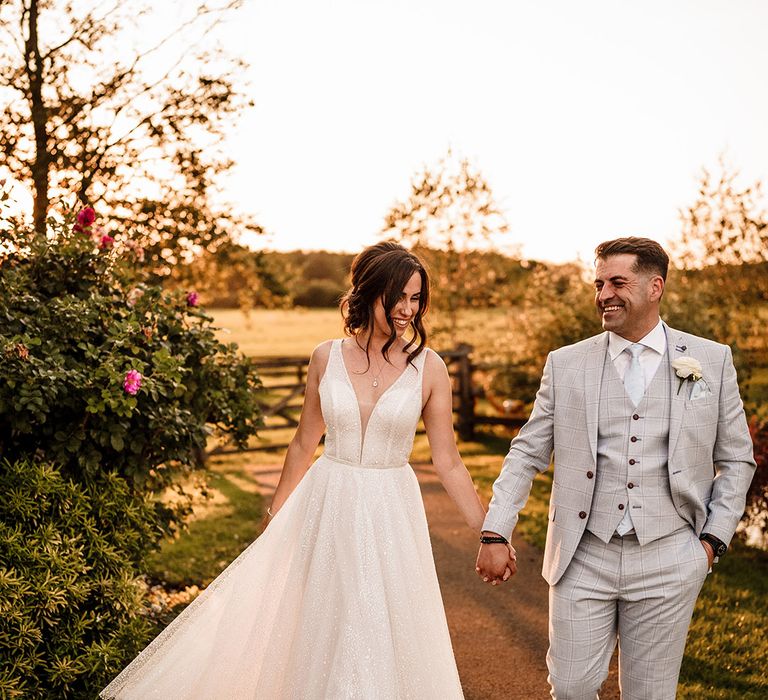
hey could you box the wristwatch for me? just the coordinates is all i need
[699,533,727,558]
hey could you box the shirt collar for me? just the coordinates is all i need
[608,318,666,360]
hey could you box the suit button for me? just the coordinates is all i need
[586,471,594,479]
[632,414,640,420]
[630,436,638,442]
[579,511,587,519]
[629,459,636,465]
[618,504,625,510]
[628,482,635,489]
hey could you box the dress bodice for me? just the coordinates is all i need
[319,339,428,468]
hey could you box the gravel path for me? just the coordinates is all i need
[246,460,620,698]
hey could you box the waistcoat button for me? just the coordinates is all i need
[629,459,636,465]
[632,414,640,420]
[618,503,625,510]
[630,436,638,442]
[586,471,594,479]
[579,511,587,519]
[628,482,635,489]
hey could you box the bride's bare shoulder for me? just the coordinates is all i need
[421,347,449,379]
[308,339,336,379]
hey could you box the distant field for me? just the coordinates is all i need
[210,307,522,359]
[211,308,344,357]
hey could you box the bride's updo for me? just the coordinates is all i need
[340,241,429,364]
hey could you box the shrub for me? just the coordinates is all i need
[0,458,155,699]
[293,279,344,307]
[745,418,768,543]
[0,209,263,533]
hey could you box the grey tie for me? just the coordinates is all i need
[624,343,645,407]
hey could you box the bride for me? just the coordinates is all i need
[101,241,509,699]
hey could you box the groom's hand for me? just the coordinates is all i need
[476,538,517,586]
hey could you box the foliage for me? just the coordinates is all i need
[663,263,768,406]
[672,162,768,267]
[744,418,768,542]
[291,251,356,308]
[171,241,293,309]
[0,207,263,535]
[0,458,155,699]
[665,162,768,409]
[483,262,600,402]
[293,279,345,308]
[0,0,261,269]
[382,150,516,334]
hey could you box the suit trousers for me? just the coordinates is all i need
[546,527,709,700]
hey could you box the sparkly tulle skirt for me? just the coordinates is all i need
[101,454,464,699]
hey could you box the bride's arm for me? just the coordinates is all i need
[421,350,486,533]
[269,342,330,516]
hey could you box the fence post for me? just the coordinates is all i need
[455,342,475,441]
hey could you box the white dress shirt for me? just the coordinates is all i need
[606,318,667,535]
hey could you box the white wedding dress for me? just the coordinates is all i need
[101,340,464,699]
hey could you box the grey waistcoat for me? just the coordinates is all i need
[586,350,688,545]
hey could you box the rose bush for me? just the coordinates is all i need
[0,207,262,512]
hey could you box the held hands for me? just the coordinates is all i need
[475,541,518,586]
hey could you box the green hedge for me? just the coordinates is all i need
[0,458,155,699]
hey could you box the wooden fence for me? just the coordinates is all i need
[208,344,528,456]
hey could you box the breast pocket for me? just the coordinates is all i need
[683,398,719,430]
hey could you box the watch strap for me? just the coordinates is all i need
[700,533,727,557]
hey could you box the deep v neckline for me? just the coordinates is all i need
[337,339,411,461]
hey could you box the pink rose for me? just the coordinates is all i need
[123,369,143,395]
[76,207,96,227]
[98,234,115,249]
[186,291,200,307]
[127,288,145,307]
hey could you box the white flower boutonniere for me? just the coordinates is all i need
[671,356,704,395]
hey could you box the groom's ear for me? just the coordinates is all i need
[649,275,665,302]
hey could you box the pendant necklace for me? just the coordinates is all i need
[371,352,386,388]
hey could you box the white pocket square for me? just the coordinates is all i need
[689,379,712,401]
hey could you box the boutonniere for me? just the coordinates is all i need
[671,356,704,395]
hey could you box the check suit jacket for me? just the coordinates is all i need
[483,323,756,585]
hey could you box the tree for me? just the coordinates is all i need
[381,150,515,334]
[172,241,294,309]
[0,0,260,272]
[672,161,768,268]
[664,162,768,400]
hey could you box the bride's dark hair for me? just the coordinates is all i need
[340,241,429,367]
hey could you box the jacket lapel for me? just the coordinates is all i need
[585,333,608,462]
[665,324,686,459]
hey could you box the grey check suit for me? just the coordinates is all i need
[484,323,755,698]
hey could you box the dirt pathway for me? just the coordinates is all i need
[246,461,619,699]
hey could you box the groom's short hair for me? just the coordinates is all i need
[595,237,669,281]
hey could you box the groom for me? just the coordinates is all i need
[476,237,755,699]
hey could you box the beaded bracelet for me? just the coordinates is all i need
[479,534,508,545]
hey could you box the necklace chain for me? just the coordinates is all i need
[370,352,385,388]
